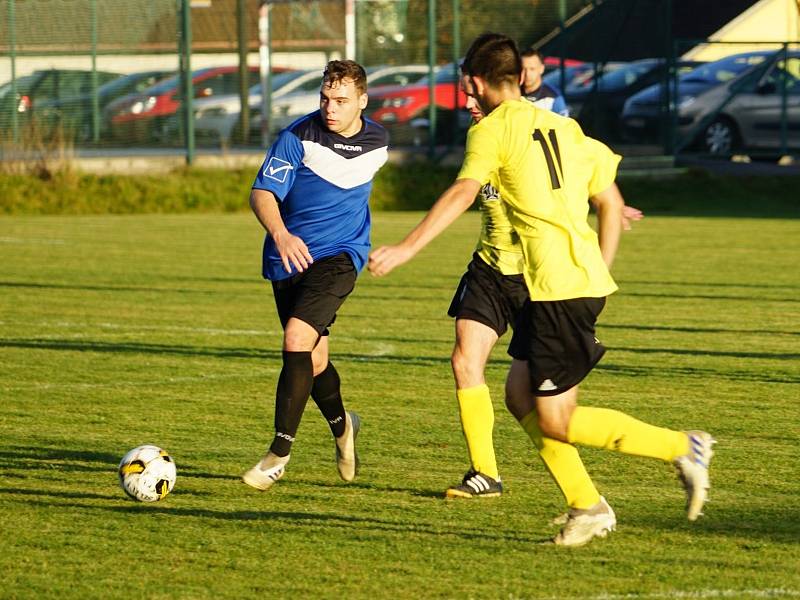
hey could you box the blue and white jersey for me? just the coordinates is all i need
[252,112,389,281]
[524,82,569,117]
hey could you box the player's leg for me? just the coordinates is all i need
[444,255,516,498]
[528,297,714,521]
[445,318,501,497]
[242,316,318,490]
[309,336,360,482]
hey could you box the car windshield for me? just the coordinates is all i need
[0,73,40,98]
[97,72,169,96]
[680,53,768,84]
[143,68,216,95]
[571,61,657,92]
[248,70,313,95]
[416,64,457,85]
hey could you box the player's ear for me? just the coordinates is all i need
[358,92,368,110]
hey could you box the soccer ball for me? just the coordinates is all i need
[118,445,177,502]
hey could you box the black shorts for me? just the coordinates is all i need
[271,253,357,337]
[447,253,529,337]
[508,297,607,396]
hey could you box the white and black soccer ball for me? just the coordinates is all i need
[118,445,177,502]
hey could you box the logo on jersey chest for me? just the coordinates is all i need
[334,142,362,152]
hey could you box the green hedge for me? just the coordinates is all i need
[0,163,798,218]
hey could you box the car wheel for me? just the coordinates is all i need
[702,118,738,157]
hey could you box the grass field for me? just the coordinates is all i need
[1,208,799,599]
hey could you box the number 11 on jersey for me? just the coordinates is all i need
[532,128,563,190]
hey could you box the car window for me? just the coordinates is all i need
[682,54,767,84]
[371,72,424,87]
[764,58,800,94]
[578,62,656,92]
[193,73,235,97]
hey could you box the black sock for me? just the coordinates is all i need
[270,350,313,457]
[311,361,347,438]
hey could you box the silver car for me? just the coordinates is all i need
[622,50,800,156]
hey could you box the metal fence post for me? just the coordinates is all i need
[451,0,459,149]
[427,0,437,159]
[178,0,194,165]
[780,42,788,157]
[258,0,272,149]
[91,0,99,143]
[237,0,249,146]
[9,0,18,143]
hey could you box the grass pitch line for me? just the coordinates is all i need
[582,588,800,599]
[0,237,66,245]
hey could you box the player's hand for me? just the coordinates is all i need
[368,244,414,277]
[273,230,313,273]
[622,204,644,231]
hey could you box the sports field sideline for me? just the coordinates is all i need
[0,209,798,598]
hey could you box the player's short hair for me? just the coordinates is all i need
[323,60,367,95]
[462,33,522,88]
[521,47,543,60]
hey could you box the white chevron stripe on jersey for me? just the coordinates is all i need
[301,140,388,189]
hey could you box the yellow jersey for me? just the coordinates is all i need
[475,173,525,275]
[458,99,620,301]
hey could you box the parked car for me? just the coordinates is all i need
[105,65,289,143]
[0,69,120,132]
[622,50,799,155]
[33,70,173,141]
[565,58,703,140]
[265,64,430,136]
[365,63,465,144]
[193,65,427,144]
[193,69,320,143]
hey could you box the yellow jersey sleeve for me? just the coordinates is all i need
[584,137,622,197]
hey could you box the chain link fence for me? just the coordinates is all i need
[2,0,796,163]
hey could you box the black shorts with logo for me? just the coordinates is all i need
[448,253,529,337]
[271,252,357,337]
[508,297,607,396]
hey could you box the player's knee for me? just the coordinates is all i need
[537,413,569,442]
[451,348,480,387]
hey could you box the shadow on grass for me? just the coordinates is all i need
[601,323,800,337]
[0,280,255,296]
[0,338,452,367]
[2,494,539,544]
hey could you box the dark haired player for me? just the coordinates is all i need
[370,34,714,546]
[520,47,568,116]
[243,60,388,491]
[440,76,642,500]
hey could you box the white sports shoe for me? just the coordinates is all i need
[553,496,616,547]
[335,411,360,482]
[674,430,716,521]
[242,452,289,491]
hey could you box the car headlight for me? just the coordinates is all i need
[677,96,695,111]
[382,96,413,108]
[130,96,157,115]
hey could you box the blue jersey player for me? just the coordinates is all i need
[242,60,389,491]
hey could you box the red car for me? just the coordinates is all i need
[365,63,466,144]
[106,65,288,143]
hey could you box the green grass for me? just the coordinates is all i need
[1,209,799,599]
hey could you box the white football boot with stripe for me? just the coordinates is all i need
[674,430,716,521]
[553,496,616,546]
[242,452,289,491]
[445,469,503,499]
[335,411,360,482]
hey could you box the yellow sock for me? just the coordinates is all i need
[568,406,689,462]
[520,412,600,509]
[456,384,498,480]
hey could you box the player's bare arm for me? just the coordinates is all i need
[368,178,482,277]
[590,182,625,269]
[249,188,313,273]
